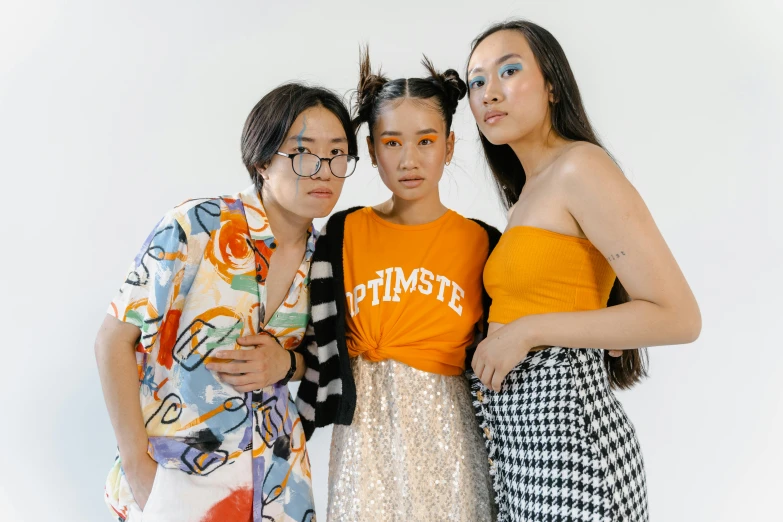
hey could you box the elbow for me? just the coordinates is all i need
[678,301,702,344]
[682,316,701,344]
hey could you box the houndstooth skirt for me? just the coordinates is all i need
[469,347,648,522]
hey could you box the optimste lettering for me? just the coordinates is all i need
[346,266,466,317]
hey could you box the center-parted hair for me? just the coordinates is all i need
[468,20,648,389]
[352,48,468,138]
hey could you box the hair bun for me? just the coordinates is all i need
[441,69,468,102]
[440,69,468,112]
[421,56,466,115]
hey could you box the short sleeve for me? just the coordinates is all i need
[108,212,189,332]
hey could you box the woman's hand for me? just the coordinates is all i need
[125,453,158,511]
[474,316,623,392]
[206,334,292,392]
[472,325,532,392]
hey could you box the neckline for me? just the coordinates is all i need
[504,225,594,246]
[366,206,454,230]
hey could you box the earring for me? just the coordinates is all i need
[371,162,377,168]
[445,161,451,166]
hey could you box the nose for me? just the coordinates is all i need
[399,144,418,171]
[483,76,503,105]
[311,157,333,181]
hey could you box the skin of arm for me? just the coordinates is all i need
[94,314,157,509]
[473,144,701,390]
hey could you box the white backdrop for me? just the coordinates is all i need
[1,1,781,520]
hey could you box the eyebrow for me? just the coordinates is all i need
[287,136,314,143]
[468,53,523,77]
[286,136,347,143]
[379,128,440,137]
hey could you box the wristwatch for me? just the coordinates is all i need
[279,350,297,385]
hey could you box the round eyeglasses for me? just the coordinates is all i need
[276,151,359,179]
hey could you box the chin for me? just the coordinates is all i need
[390,187,432,202]
[300,198,338,219]
[479,127,519,146]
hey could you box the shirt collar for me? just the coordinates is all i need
[238,185,274,242]
[237,185,318,253]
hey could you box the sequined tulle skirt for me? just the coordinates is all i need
[327,356,496,522]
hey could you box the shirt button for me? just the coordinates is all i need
[476,391,484,402]
[484,427,492,440]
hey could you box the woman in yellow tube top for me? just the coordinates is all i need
[463,20,702,522]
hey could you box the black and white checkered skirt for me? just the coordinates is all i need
[469,347,648,522]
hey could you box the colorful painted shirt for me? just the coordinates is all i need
[104,185,317,522]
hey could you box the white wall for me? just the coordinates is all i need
[1,1,780,520]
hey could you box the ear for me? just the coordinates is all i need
[366,135,378,166]
[547,82,557,104]
[255,162,271,181]
[445,131,456,163]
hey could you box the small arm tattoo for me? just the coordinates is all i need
[606,250,627,262]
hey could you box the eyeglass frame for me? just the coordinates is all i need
[275,151,359,179]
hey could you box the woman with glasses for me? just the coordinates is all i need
[295,51,498,522]
[95,83,358,522]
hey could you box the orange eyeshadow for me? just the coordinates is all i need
[420,134,438,142]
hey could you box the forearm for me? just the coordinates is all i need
[95,327,149,464]
[506,300,700,352]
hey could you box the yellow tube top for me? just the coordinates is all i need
[484,226,616,324]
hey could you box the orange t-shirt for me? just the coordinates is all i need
[343,207,489,376]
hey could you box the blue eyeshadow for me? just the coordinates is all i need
[499,63,523,76]
[469,76,486,89]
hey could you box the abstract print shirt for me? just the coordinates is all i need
[105,185,316,522]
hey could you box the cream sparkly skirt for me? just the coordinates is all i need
[327,356,497,522]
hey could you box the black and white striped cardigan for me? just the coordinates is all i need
[294,207,501,440]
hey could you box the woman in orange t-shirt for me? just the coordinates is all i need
[295,51,499,521]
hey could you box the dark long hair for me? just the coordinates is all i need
[352,47,467,138]
[241,83,357,192]
[468,20,647,389]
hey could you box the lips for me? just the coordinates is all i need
[484,110,507,124]
[308,187,333,198]
[399,176,424,188]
